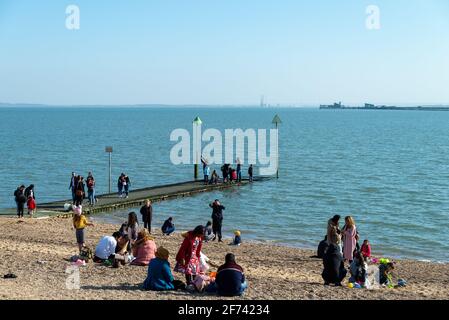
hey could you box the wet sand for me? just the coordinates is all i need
[0,216,448,300]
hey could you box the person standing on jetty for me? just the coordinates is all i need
[236,159,242,183]
[210,199,225,242]
[140,200,153,233]
[86,172,96,206]
[117,174,124,197]
[74,176,85,206]
[248,164,253,183]
[123,174,131,198]
[342,216,357,263]
[221,164,229,183]
[14,185,26,218]
[203,163,211,185]
[69,172,77,204]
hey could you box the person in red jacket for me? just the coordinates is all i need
[175,225,205,285]
[27,195,36,218]
[361,239,372,259]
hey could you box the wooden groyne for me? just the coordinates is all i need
[19,177,272,218]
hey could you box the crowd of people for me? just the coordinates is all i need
[318,214,404,289]
[69,172,97,206]
[201,158,254,185]
[71,197,247,297]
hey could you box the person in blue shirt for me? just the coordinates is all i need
[143,246,185,291]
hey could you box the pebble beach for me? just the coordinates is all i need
[0,216,448,300]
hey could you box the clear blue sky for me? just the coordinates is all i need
[0,0,448,106]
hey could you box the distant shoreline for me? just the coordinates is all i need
[320,106,449,111]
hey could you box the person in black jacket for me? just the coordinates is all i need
[248,164,254,183]
[24,184,35,200]
[74,176,85,206]
[14,185,26,218]
[317,235,329,258]
[322,243,347,286]
[209,199,225,242]
[140,199,153,233]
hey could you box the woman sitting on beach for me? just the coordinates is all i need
[203,221,214,242]
[342,216,357,263]
[175,225,205,285]
[131,229,157,266]
[322,243,347,286]
[143,246,185,291]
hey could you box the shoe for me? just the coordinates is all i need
[324,282,330,286]
[218,239,223,243]
[212,236,216,241]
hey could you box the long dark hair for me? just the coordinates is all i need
[127,212,138,226]
[193,225,205,237]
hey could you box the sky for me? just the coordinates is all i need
[0,0,448,106]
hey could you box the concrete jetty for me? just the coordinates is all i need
[16,177,271,217]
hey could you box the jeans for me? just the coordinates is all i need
[88,189,95,205]
[206,281,247,296]
[124,185,129,196]
[163,226,175,235]
[237,171,242,182]
[204,175,209,184]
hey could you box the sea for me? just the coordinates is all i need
[1,106,448,263]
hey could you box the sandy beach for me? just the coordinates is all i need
[0,216,448,300]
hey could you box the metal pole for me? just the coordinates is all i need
[109,152,112,193]
[276,123,279,179]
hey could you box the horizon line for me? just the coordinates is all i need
[2,102,449,108]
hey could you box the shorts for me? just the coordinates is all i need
[76,228,85,244]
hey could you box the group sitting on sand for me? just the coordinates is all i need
[318,214,406,289]
[70,198,248,296]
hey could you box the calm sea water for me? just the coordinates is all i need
[1,106,448,262]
